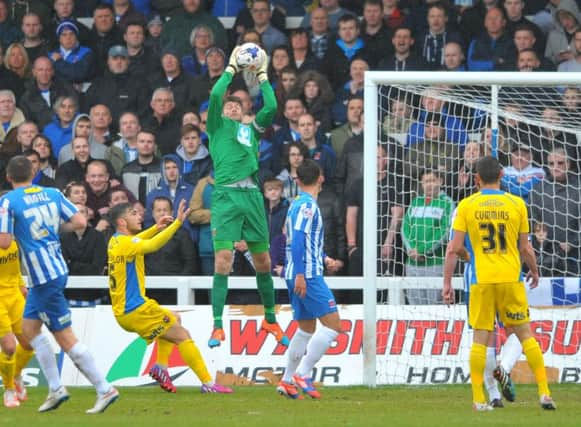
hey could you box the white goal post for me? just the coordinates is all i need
[362,72,581,388]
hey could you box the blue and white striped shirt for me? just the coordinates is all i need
[0,186,77,286]
[285,192,325,280]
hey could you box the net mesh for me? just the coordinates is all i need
[373,81,581,384]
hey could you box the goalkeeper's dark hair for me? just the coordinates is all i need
[476,156,502,184]
[110,203,133,229]
[6,156,33,183]
[223,95,243,107]
[297,159,321,185]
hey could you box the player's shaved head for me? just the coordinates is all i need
[476,155,502,184]
[110,202,132,228]
[6,155,33,183]
[297,158,322,185]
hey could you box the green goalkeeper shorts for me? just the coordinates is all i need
[211,186,269,245]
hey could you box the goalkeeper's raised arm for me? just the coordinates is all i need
[254,55,277,132]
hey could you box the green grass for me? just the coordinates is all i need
[2,385,580,427]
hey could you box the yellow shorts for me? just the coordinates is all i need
[115,300,177,344]
[469,281,530,331]
[0,291,25,337]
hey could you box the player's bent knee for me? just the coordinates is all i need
[214,247,233,274]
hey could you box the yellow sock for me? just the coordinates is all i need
[522,337,550,397]
[14,344,34,378]
[0,351,16,389]
[156,339,174,367]
[470,343,487,404]
[177,339,212,384]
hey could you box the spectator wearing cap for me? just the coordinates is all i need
[148,49,199,116]
[47,0,91,48]
[190,46,225,107]
[160,0,227,58]
[181,24,214,77]
[19,55,77,129]
[88,4,123,78]
[501,144,545,201]
[84,44,150,128]
[124,21,160,79]
[49,20,94,83]
[144,14,162,56]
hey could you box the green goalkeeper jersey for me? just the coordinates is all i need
[207,71,277,186]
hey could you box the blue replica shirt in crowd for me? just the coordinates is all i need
[285,192,325,280]
[0,186,77,286]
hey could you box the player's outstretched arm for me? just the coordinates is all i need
[207,47,240,134]
[254,56,276,131]
[519,233,540,288]
[133,202,190,255]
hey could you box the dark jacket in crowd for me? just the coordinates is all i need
[60,227,107,275]
[144,227,198,275]
[321,38,372,90]
[0,65,25,101]
[19,79,78,129]
[121,157,162,205]
[139,110,182,156]
[84,69,150,128]
[148,71,199,115]
[175,144,212,189]
[87,25,124,77]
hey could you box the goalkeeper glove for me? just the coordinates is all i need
[256,50,269,84]
[226,46,241,75]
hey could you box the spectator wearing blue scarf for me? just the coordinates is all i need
[49,20,94,83]
[321,14,371,90]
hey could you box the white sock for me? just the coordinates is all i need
[67,342,111,395]
[484,346,501,401]
[296,326,338,378]
[500,333,523,373]
[282,328,312,382]
[30,334,62,392]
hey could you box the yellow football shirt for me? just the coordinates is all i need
[0,241,25,297]
[453,189,528,284]
[107,220,182,316]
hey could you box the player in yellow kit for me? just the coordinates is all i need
[107,199,232,394]
[0,240,35,408]
[447,156,555,411]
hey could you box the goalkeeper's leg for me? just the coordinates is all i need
[249,244,289,347]
[209,245,233,348]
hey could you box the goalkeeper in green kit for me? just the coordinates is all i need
[206,45,289,348]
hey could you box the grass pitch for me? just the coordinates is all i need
[1,385,580,427]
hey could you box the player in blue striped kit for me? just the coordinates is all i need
[277,159,342,400]
[0,156,119,414]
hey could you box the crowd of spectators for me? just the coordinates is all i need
[0,0,580,305]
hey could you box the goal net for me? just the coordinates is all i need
[362,72,581,386]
